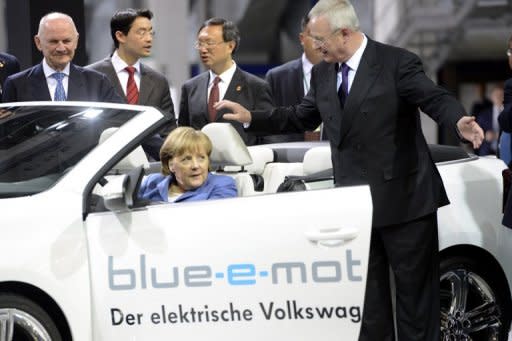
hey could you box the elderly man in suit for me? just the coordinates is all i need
[87,8,176,160]
[264,14,324,143]
[216,0,484,339]
[0,52,20,94]
[178,17,273,146]
[2,12,121,103]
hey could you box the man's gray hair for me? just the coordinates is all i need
[309,0,360,32]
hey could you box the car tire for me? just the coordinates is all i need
[0,293,62,341]
[440,256,511,341]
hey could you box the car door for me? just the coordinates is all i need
[84,186,372,340]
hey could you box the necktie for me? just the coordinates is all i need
[125,66,139,104]
[337,63,350,107]
[208,76,221,122]
[52,72,66,101]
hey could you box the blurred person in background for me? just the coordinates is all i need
[475,85,503,156]
[264,13,324,143]
[0,52,20,95]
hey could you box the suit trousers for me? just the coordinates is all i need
[358,212,439,341]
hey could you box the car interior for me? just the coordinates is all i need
[90,123,478,213]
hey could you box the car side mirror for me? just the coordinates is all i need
[103,166,146,211]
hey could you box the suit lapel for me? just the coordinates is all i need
[67,64,86,100]
[339,39,381,144]
[196,73,209,121]
[139,64,153,104]
[30,64,52,100]
[292,59,305,99]
[103,59,126,102]
[218,68,245,121]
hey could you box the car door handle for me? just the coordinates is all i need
[306,227,359,243]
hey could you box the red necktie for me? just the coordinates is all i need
[208,76,221,122]
[125,66,139,104]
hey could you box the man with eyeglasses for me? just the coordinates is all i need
[87,8,176,161]
[2,12,122,104]
[178,17,273,145]
[216,0,484,339]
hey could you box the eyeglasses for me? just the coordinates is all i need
[507,48,512,57]
[194,40,225,50]
[309,29,340,47]
[134,29,155,38]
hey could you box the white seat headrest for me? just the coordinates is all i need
[201,123,252,167]
[303,146,332,175]
[99,127,149,171]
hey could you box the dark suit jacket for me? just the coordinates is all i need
[179,67,273,145]
[86,57,176,130]
[87,58,176,159]
[498,78,512,228]
[250,38,464,227]
[1,62,123,103]
[0,52,20,91]
[264,58,306,142]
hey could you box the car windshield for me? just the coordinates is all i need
[0,104,142,198]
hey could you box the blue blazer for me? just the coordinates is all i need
[138,172,237,202]
[1,62,123,103]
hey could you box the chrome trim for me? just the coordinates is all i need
[441,269,501,340]
[0,308,52,341]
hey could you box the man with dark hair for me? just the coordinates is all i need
[264,14,323,142]
[87,8,176,160]
[2,12,121,103]
[178,17,273,145]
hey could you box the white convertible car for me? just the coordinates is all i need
[0,102,509,341]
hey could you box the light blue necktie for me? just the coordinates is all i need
[52,72,67,101]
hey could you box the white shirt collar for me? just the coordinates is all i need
[209,61,237,86]
[111,50,141,74]
[42,58,70,78]
[301,53,314,76]
[342,33,367,72]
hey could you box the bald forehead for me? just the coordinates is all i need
[38,13,78,35]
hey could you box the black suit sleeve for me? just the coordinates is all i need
[98,74,124,103]
[1,77,17,103]
[178,83,190,126]
[156,78,176,135]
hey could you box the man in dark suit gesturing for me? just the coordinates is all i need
[87,8,176,160]
[179,17,273,145]
[2,12,121,103]
[216,0,484,339]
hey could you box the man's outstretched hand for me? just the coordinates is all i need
[457,116,484,149]
[214,100,252,124]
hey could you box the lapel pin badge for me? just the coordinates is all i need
[236,85,242,92]
[0,61,4,68]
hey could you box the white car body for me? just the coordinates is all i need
[0,102,509,340]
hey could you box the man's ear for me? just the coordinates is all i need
[34,35,42,51]
[115,31,126,44]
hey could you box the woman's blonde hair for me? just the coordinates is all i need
[160,127,213,175]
